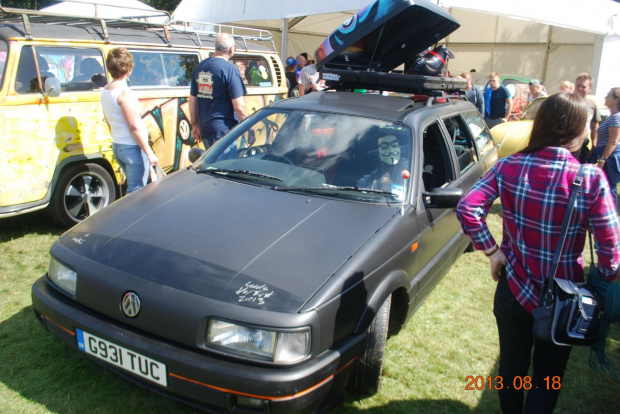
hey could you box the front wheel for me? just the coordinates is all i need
[48,163,116,228]
[348,294,391,395]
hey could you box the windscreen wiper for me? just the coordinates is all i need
[196,168,283,182]
[274,185,394,196]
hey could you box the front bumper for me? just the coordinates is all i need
[32,277,364,413]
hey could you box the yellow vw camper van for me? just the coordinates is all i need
[0,5,287,227]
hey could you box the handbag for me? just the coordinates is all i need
[532,165,604,346]
[149,165,166,182]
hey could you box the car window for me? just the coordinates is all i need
[461,110,493,155]
[0,40,7,91]
[194,109,413,204]
[231,55,273,87]
[15,46,106,93]
[422,121,454,191]
[129,51,199,87]
[442,115,479,175]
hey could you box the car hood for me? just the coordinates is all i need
[60,169,396,312]
[491,120,533,158]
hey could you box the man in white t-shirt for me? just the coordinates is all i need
[527,79,547,103]
[298,53,325,96]
[575,72,601,162]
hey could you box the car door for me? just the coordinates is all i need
[408,119,461,313]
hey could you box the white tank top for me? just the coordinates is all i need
[100,82,146,146]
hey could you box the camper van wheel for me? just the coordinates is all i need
[49,163,116,228]
[348,294,391,395]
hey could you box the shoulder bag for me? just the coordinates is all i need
[532,165,604,346]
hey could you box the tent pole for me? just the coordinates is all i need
[281,18,289,64]
[542,25,551,86]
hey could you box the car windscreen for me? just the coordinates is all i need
[193,109,413,204]
[521,98,545,120]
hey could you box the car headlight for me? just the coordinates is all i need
[48,257,77,296]
[207,319,310,364]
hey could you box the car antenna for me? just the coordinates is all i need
[401,170,410,215]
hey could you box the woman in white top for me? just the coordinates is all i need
[101,48,158,194]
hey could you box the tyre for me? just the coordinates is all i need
[348,294,391,395]
[48,163,116,228]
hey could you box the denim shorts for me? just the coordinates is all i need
[112,143,149,194]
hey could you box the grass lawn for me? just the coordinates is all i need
[1,207,619,413]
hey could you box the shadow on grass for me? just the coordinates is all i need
[474,324,620,414]
[0,306,200,413]
[0,210,64,242]
[343,395,471,413]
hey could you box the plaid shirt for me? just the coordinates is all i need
[456,147,620,313]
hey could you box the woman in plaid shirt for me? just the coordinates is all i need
[456,93,620,414]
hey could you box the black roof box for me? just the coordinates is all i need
[315,0,460,73]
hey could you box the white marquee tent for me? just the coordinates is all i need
[41,0,168,22]
[172,0,620,98]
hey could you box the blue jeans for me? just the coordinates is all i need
[113,143,149,194]
[493,270,572,414]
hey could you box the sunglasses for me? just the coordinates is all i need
[311,128,335,137]
[379,141,399,150]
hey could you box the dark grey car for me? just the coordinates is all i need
[31,0,498,412]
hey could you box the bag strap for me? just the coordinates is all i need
[543,164,585,298]
[589,230,595,264]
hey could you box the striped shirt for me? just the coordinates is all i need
[456,147,620,313]
[596,111,620,150]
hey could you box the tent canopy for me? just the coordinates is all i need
[171,0,620,98]
[42,0,168,21]
[173,0,620,37]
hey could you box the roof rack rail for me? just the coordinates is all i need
[0,1,276,50]
[320,68,467,97]
[0,1,170,42]
[168,20,276,52]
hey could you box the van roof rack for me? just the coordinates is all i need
[320,68,467,97]
[0,1,276,51]
[168,20,276,52]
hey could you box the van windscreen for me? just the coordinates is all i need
[0,40,7,92]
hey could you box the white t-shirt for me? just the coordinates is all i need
[101,81,145,146]
[298,64,324,93]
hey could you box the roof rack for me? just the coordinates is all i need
[168,20,276,52]
[0,1,276,51]
[320,68,468,98]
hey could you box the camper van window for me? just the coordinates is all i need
[16,46,106,93]
[232,56,273,87]
[128,51,199,87]
[0,41,7,90]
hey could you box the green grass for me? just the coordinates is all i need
[1,207,619,413]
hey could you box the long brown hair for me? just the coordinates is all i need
[521,93,588,154]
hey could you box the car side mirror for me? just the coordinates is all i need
[422,187,463,209]
[44,77,61,98]
[188,147,206,163]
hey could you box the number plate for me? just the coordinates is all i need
[76,329,167,387]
